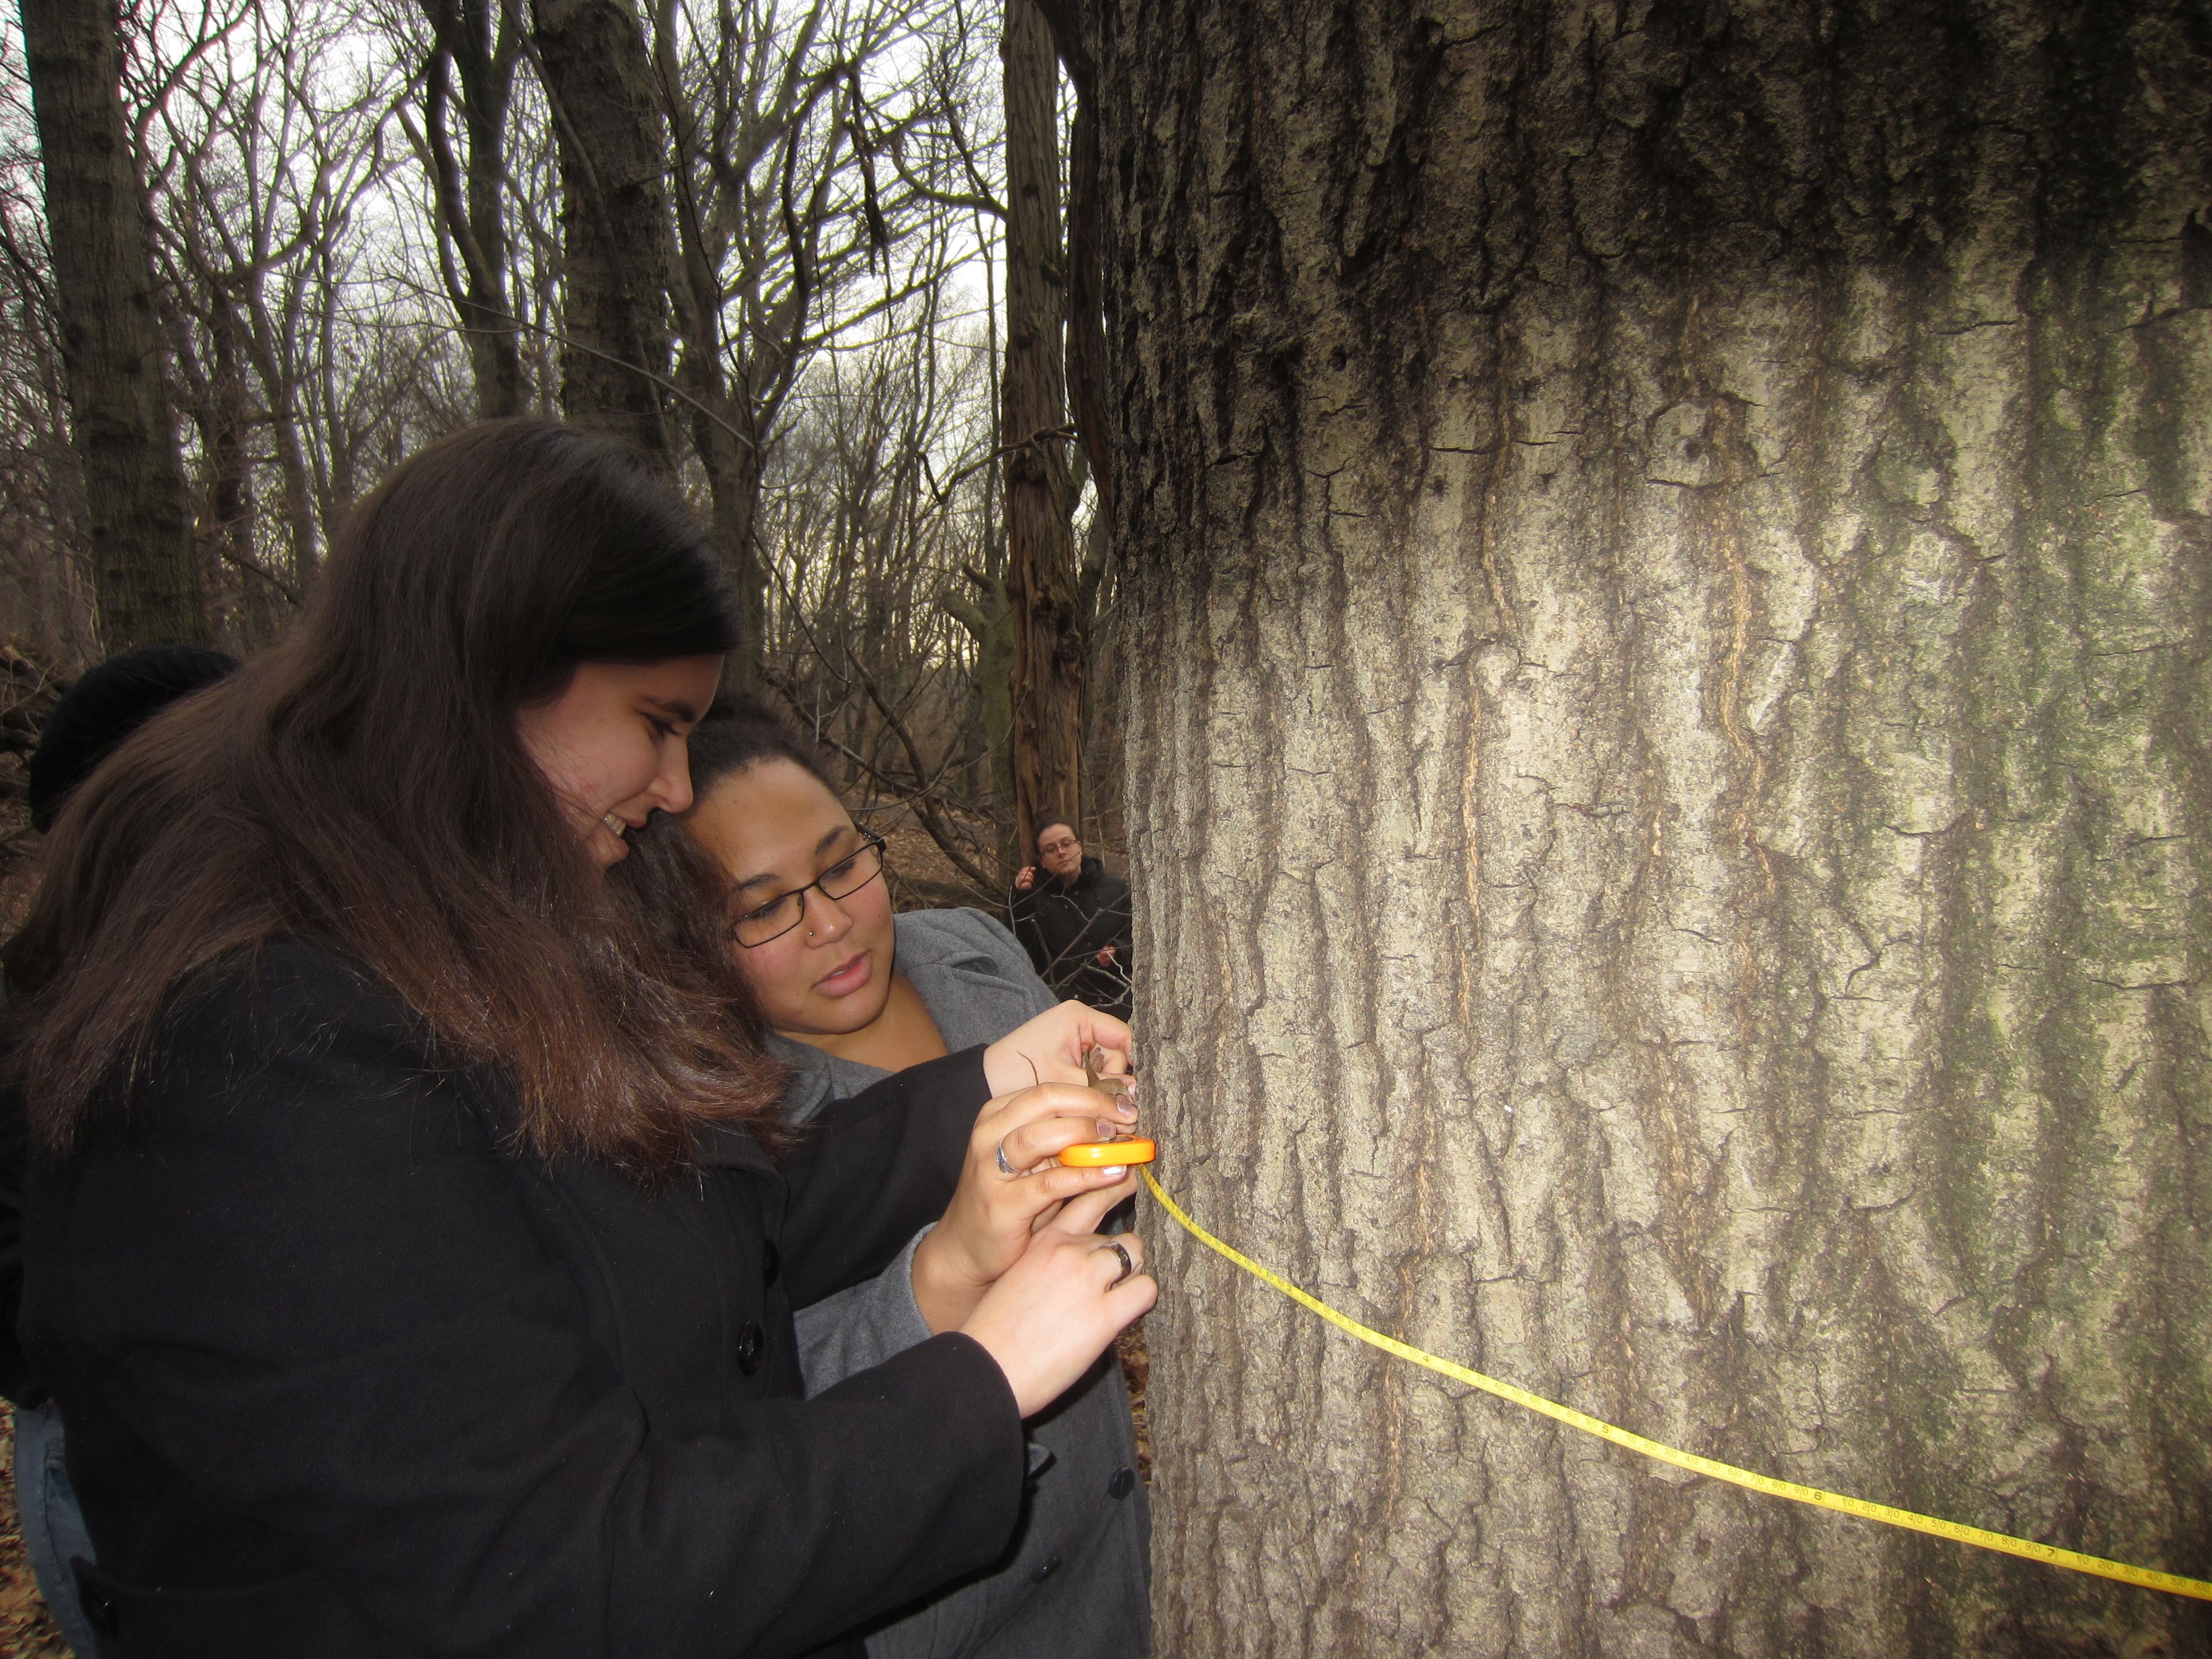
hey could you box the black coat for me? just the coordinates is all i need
[22,941,1025,1658]
[1008,857,1133,1020]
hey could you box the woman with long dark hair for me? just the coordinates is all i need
[7,419,1152,1657]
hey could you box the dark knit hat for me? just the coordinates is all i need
[27,645,239,832]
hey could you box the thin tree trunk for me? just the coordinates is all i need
[661,59,766,682]
[697,409,766,683]
[1001,0,1083,855]
[420,0,523,419]
[186,285,279,645]
[239,306,321,586]
[20,0,206,649]
[529,0,675,463]
[1098,2,2212,1653]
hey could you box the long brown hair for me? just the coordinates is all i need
[607,694,839,977]
[9,419,784,1173]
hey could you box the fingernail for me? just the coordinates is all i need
[1100,1167,1125,1180]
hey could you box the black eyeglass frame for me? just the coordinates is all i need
[729,829,890,948]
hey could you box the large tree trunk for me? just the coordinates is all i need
[1001,0,1085,855]
[529,0,675,462]
[1098,2,2212,1654]
[20,0,206,650]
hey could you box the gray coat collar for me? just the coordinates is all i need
[768,909,1060,1125]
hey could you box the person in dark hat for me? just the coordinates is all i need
[24,645,239,832]
[4,641,239,1654]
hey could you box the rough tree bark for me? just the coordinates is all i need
[529,0,676,462]
[1098,1,2212,1654]
[20,0,207,649]
[1001,0,1085,854]
[1037,0,1113,516]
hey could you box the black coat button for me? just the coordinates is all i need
[761,1240,780,1286]
[1108,1467,1136,1500]
[734,1321,765,1375]
[1031,1554,1062,1584]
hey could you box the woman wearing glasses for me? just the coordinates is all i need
[615,696,1151,1659]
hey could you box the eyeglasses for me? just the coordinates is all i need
[729,831,888,948]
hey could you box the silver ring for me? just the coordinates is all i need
[1098,1240,1134,1287]
[995,1140,1018,1178]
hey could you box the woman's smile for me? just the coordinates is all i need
[813,948,874,998]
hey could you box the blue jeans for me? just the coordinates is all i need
[14,1401,102,1657]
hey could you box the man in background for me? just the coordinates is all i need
[1009,817,1133,1022]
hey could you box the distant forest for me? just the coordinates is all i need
[2,0,1120,898]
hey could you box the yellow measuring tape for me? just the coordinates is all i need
[1139,1168,2212,1602]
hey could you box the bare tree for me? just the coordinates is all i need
[756,269,1006,897]
[1034,0,1104,515]
[654,0,997,674]
[0,117,97,674]
[527,0,676,460]
[19,0,206,648]
[998,0,1079,860]
[141,0,416,641]
[398,0,524,418]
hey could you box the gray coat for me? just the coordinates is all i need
[779,909,1151,1659]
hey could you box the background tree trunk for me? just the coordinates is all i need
[1036,0,1112,517]
[19,0,207,649]
[529,0,675,462]
[1001,0,1084,857]
[1098,2,2212,1653]
[419,0,524,419]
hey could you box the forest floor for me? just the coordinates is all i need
[0,1430,72,1657]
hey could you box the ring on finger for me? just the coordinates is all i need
[1097,1239,1135,1287]
[995,1139,1019,1178]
